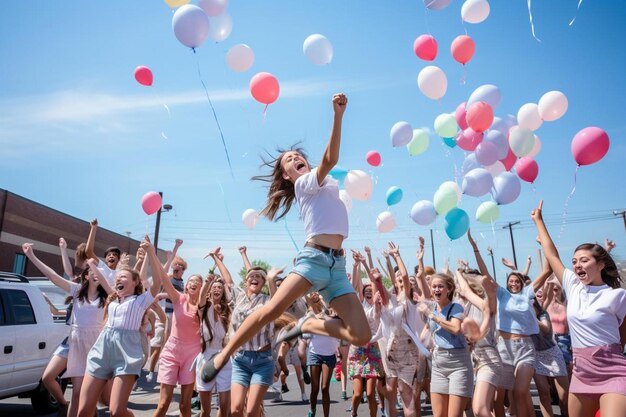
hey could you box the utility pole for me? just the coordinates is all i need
[154,192,164,251]
[503,221,520,269]
[614,210,626,231]
[487,246,496,280]
[430,229,436,270]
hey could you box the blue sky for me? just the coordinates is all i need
[1,0,625,284]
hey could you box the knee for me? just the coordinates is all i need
[179,402,191,415]
[473,405,491,417]
[349,327,372,347]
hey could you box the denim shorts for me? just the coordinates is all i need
[231,350,274,388]
[307,352,337,368]
[291,247,355,303]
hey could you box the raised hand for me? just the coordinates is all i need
[332,93,348,117]
[267,266,285,280]
[238,246,247,254]
[204,247,222,260]
[22,243,34,256]
[501,258,516,270]
[370,267,382,282]
[605,239,616,253]
[530,200,543,223]
[175,239,183,248]
[59,238,67,249]
[388,242,400,257]
[136,247,146,261]
[90,219,98,227]
[417,236,425,260]
[351,249,365,264]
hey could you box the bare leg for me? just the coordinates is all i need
[472,381,497,417]
[494,388,506,417]
[152,384,174,417]
[365,378,378,417]
[553,375,569,417]
[306,293,371,345]
[77,375,108,417]
[568,393,598,417]
[398,379,416,417]
[339,345,349,396]
[199,391,212,417]
[230,384,249,417]
[148,346,161,373]
[293,363,305,396]
[431,393,449,417]
[512,365,535,417]
[107,375,137,417]
[321,363,333,417]
[378,378,387,415]
[42,355,68,406]
[386,377,398,417]
[179,383,195,417]
[68,376,84,417]
[351,377,364,417]
[245,384,270,417]
[447,395,469,417]
[534,374,554,417]
[599,393,626,417]
[217,391,230,417]
[309,365,322,415]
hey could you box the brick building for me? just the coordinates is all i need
[0,188,163,276]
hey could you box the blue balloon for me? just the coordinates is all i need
[386,186,403,206]
[467,84,501,110]
[444,208,469,240]
[442,137,456,148]
[329,166,348,185]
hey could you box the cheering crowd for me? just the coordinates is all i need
[21,94,626,417]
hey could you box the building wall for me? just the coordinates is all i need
[0,189,164,277]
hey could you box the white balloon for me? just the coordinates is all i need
[172,5,210,49]
[509,126,535,157]
[527,135,542,158]
[517,103,543,131]
[339,189,352,213]
[303,34,333,65]
[344,170,373,201]
[198,0,228,16]
[538,91,568,121]
[461,0,490,23]
[226,44,254,72]
[390,121,413,147]
[208,12,232,42]
[410,200,437,225]
[485,161,506,177]
[439,180,462,201]
[242,208,259,229]
[376,211,396,233]
[417,66,447,100]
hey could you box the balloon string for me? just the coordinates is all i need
[557,165,579,244]
[263,104,268,123]
[526,0,542,42]
[569,0,584,26]
[218,182,233,224]
[460,64,467,86]
[149,86,170,139]
[193,49,235,180]
[283,218,300,252]
[423,5,432,36]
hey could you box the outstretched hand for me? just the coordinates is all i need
[530,200,543,223]
[59,238,67,250]
[501,258,516,270]
[332,93,348,117]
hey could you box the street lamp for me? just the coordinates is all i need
[153,193,173,251]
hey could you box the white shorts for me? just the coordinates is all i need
[195,350,232,393]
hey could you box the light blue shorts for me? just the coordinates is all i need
[231,350,274,387]
[290,247,355,303]
[86,328,145,380]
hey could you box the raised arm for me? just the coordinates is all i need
[150,301,167,324]
[239,246,252,273]
[86,259,114,294]
[316,93,347,184]
[364,246,374,270]
[58,238,74,278]
[205,247,234,288]
[388,242,410,300]
[198,274,213,310]
[133,247,146,272]
[368,267,390,306]
[415,237,432,300]
[42,293,66,316]
[267,266,284,298]
[351,251,364,300]
[382,250,396,289]
[455,269,486,310]
[467,229,490,276]
[142,237,164,297]
[605,239,616,254]
[521,255,532,277]
[85,219,100,263]
[532,254,554,293]
[531,200,565,283]
[162,239,183,273]
[22,243,71,293]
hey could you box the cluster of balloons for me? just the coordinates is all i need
[171,0,233,49]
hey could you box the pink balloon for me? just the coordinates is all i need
[413,34,438,61]
[455,102,468,130]
[500,148,517,172]
[515,157,539,183]
[465,101,493,133]
[141,192,162,215]
[250,72,280,105]
[456,128,483,151]
[571,127,610,166]
[475,141,499,166]
[451,35,475,65]
[366,150,381,167]
[134,66,153,86]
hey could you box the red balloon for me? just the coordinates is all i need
[456,128,483,151]
[455,101,468,130]
[134,66,153,86]
[571,127,610,166]
[366,150,381,167]
[141,191,162,215]
[500,148,517,171]
[250,72,280,105]
[413,34,438,61]
[515,157,539,183]
[451,35,475,65]
[465,101,493,133]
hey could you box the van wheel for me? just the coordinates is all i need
[31,377,68,414]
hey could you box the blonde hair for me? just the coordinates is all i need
[103,268,144,322]
[430,273,456,301]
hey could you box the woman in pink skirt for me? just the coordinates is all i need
[532,200,626,417]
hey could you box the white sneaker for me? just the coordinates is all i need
[301,392,309,403]
[146,372,154,383]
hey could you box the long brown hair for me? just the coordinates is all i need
[251,145,308,221]
[431,273,456,301]
[77,267,108,308]
[574,243,623,289]
[200,278,232,351]
[103,268,144,322]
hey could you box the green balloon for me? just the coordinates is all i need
[476,201,500,223]
[433,187,458,215]
[434,113,459,138]
[407,129,429,156]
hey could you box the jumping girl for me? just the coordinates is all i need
[532,200,626,417]
[202,93,371,383]
[76,237,163,417]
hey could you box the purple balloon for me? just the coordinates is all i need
[467,84,501,110]
[493,172,521,205]
[484,130,509,160]
[423,0,452,10]
[490,117,508,136]
[462,168,493,197]
[475,141,499,166]
[462,153,480,175]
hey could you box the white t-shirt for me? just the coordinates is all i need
[562,268,626,348]
[294,168,348,241]
[97,259,117,286]
[308,334,340,356]
[69,282,106,327]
